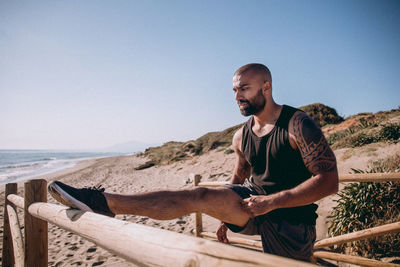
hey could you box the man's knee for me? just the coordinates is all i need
[192,187,210,202]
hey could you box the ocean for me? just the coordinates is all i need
[0,150,125,185]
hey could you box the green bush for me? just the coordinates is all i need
[327,129,355,146]
[299,103,344,127]
[328,154,400,259]
[353,133,377,147]
[379,124,400,142]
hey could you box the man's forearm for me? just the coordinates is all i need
[270,171,338,211]
[242,171,338,217]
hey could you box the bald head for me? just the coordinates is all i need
[234,63,272,84]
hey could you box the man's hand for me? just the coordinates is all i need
[242,195,273,218]
[216,222,229,244]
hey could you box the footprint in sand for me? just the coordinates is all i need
[139,217,148,222]
[69,245,78,251]
[87,247,97,253]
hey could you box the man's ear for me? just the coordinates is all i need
[263,80,271,91]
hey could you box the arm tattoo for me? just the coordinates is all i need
[292,112,336,174]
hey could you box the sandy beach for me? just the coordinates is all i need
[1,141,399,266]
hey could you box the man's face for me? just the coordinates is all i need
[233,71,266,116]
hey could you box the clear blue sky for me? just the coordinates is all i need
[1,0,399,150]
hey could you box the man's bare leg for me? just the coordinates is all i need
[104,187,250,227]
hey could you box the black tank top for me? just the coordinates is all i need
[241,105,318,224]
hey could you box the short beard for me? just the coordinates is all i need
[239,89,266,116]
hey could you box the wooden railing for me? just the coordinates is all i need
[2,179,316,267]
[192,173,400,267]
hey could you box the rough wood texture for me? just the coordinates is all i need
[27,202,315,267]
[2,183,17,267]
[314,221,400,249]
[313,251,400,267]
[201,231,263,249]
[7,205,24,267]
[24,179,48,267]
[192,173,203,237]
[6,194,24,210]
[339,172,400,182]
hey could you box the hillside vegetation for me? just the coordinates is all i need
[324,108,400,149]
[328,153,400,260]
[299,103,344,127]
[139,124,243,166]
[139,104,400,167]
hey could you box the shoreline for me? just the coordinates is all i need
[0,152,129,186]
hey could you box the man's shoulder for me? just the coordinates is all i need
[233,126,244,142]
[232,126,245,151]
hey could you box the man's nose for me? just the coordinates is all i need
[235,91,245,102]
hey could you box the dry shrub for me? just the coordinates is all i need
[328,153,400,259]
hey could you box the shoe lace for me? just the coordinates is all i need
[82,185,105,193]
[81,185,107,212]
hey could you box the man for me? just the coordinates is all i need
[49,63,338,261]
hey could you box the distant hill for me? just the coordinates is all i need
[299,103,344,127]
[138,104,399,167]
[140,124,243,165]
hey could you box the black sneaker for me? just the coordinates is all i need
[48,181,115,217]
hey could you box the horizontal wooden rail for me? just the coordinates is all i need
[24,201,314,267]
[314,221,400,249]
[313,251,399,267]
[197,173,400,187]
[8,194,24,209]
[339,172,400,182]
[201,231,263,249]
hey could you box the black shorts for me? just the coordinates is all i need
[224,179,316,262]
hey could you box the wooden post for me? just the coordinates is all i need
[24,179,48,267]
[7,205,24,267]
[192,174,203,237]
[2,183,17,267]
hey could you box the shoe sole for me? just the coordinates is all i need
[48,182,94,213]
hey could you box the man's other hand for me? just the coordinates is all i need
[216,222,229,244]
[242,195,273,218]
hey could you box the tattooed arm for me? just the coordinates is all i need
[242,111,338,217]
